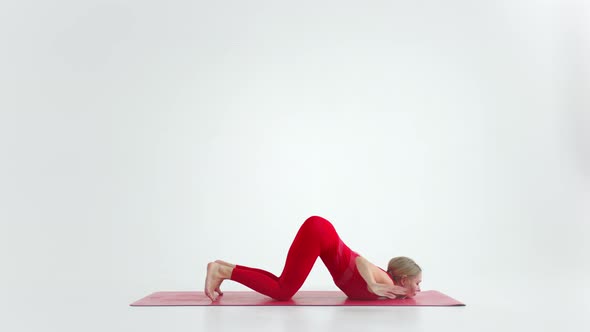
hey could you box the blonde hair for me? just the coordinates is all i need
[387,256,421,284]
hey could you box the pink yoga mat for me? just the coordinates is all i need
[130,290,464,306]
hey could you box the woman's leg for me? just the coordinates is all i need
[230,216,343,300]
[205,216,344,301]
[205,261,282,301]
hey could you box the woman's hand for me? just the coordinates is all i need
[368,283,407,299]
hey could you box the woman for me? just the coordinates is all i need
[204,215,422,301]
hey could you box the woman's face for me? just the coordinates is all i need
[403,273,422,298]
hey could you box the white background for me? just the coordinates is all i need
[1,1,588,331]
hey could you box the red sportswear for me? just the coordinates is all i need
[229,216,391,300]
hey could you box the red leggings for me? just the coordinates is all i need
[230,216,366,300]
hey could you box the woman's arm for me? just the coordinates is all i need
[355,256,407,299]
[355,256,378,287]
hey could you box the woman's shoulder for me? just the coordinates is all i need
[355,256,394,285]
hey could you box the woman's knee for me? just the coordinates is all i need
[272,288,298,301]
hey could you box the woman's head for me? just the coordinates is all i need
[387,256,422,298]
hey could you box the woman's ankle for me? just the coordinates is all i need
[215,260,236,268]
[219,264,234,279]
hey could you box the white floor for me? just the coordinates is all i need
[4,278,588,332]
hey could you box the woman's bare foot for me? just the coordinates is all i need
[204,261,232,301]
[212,260,236,295]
